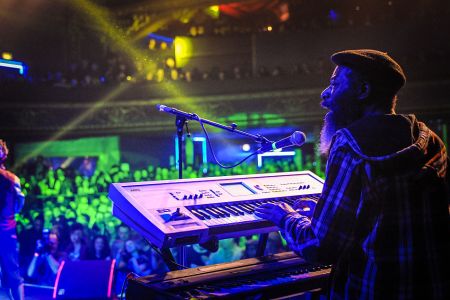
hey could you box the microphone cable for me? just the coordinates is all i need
[197,116,260,169]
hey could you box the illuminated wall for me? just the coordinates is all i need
[15,136,120,171]
[174,35,251,70]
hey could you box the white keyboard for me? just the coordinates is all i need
[109,171,324,248]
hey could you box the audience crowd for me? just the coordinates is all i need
[13,155,322,295]
[2,45,448,90]
[0,53,331,88]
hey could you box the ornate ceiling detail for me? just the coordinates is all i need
[1,79,449,141]
[0,87,323,138]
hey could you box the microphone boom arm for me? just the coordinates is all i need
[157,105,272,145]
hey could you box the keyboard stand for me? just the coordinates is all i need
[256,233,269,257]
[160,248,181,271]
[157,232,270,271]
[145,238,181,271]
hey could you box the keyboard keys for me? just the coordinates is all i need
[203,207,220,218]
[220,205,240,216]
[191,263,330,297]
[190,209,205,220]
[187,195,322,226]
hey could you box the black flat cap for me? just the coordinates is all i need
[331,49,406,91]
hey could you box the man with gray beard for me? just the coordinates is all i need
[255,49,449,299]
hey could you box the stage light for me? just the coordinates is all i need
[148,39,156,50]
[175,137,207,169]
[165,57,175,68]
[174,37,193,68]
[156,69,164,82]
[0,59,26,75]
[170,69,179,80]
[147,33,174,44]
[257,151,295,168]
[267,26,273,32]
[60,0,215,164]
[242,144,251,152]
[190,26,197,36]
[205,6,220,19]
[328,10,338,21]
[2,52,12,60]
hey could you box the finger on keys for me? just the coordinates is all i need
[255,203,271,215]
[256,203,274,210]
[254,208,269,219]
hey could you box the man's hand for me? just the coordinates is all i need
[293,198,317,218]
[254,202,297,227]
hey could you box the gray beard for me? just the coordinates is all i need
[319,112,340,157]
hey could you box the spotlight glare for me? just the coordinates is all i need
[242,144,251,152]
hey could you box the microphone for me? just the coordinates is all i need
[156,104,196,120]
[156,104,175,113]
[259,131,306,153]
[157,104,192,115]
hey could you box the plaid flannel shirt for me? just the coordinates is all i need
[281,115,449,299]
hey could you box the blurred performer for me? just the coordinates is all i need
[255,50,449,299]
[0,140,25,300]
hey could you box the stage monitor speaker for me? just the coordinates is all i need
[53,259,115,299]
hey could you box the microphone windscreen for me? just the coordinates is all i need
[291,131,306,146]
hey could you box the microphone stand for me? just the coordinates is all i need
[175,115,188,269]
[176,115,187,179]
[159,105,273,264]
[157,115,189,271]
[158,105,272,146]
